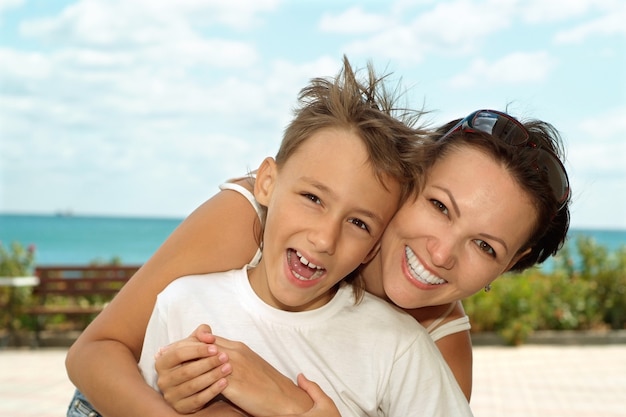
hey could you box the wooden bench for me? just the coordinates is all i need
[27,264,141,346]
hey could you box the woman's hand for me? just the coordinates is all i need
[270,374,341,417]
[191,375,341,417]
[211,336,314,416]
[201,374,341,417]
[155,325,233,413]
[199,400,250,416]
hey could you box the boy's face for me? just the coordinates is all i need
[249,127,401,311]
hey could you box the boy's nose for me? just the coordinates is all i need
[307,218,340,255]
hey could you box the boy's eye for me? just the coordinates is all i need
[475,239,496,257]
[430,199,448,215]
[303,193,321,205]
[348,218,370,232]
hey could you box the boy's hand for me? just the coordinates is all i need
[155,324,233,413]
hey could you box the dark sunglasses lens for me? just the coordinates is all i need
[538,150,570,205]
[463,110,568,209]
[472,111,528,145]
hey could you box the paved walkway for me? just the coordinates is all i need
[1,345,625,416]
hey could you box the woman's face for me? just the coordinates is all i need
[374,145,538,309]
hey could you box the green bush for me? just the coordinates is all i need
[1,248,125,333]
[0,241,36,276]
[464,236,626,345]
[0,242,37,333]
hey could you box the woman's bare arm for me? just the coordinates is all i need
[433,325,473,401]
[405,302,473,401]
[66,180,473,415]
[65,187,262,416]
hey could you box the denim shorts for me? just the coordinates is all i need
[67,389,102,417]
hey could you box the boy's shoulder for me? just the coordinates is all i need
[160,267,246,299]
[346,287,427,334]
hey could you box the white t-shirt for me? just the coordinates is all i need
[139,267,473,417]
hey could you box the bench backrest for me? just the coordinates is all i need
[34,265,141,297]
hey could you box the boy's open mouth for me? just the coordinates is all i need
[288,248,326,281]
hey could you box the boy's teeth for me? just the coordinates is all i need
[296,251,322,269]
[405,246,447,285]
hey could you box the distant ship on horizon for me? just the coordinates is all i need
[54,209,74,217]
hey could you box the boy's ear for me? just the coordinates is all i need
[362,240,382,265]
[254,157,278,206]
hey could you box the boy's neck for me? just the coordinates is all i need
[246,265,337,312]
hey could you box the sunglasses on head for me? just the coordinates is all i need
[440,109,570,210]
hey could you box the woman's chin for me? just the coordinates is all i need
[386,285,432,309]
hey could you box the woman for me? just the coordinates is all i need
[65,103,570,416]
[150,109,571,416]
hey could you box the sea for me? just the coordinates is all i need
[0,214,625,269]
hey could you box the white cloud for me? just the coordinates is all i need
[327,0,623,64]
[519,0,596,23]
[568,141,626,177]
[329,0,519,63]
[448,51,556,88]
[577,105,626,139]
[1,0,624,228]
[19,0,280,47]
[0,0,23,12]
[410,0,515,47]
[554,3,626,43]
[568,179,626,229]
[319,6,390,34]
[0,0,23,27]
[20,8,262,70]
[0,0,339,217]
[565,105,626,228]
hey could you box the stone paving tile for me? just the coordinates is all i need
[0,348,74,417]
[471,345,626,417]
[1,345,625,416]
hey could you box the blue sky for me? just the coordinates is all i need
[1,0,624,230]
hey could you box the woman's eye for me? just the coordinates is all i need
[349,218,370,232]
[430,199,448,215]
[475,239,496,257]
[303,193,321,205]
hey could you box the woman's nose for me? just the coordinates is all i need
[427,238,456,270]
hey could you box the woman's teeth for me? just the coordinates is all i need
[405,246,447,285]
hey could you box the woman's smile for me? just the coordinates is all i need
[404,245,447,288]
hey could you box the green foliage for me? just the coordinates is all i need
[1,248,125,333]
[0,241,36,276]
[88,256,122,266]
[464,236,626,345]
[0,242,37,333]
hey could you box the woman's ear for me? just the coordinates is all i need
[254,157,278,206]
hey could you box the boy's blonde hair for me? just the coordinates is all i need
[277,55,430,205]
